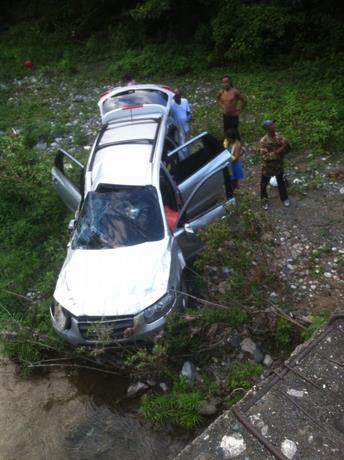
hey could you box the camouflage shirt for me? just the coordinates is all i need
[259,132,289,176]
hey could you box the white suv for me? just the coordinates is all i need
[51,84,233,345]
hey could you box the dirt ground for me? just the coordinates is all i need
[244,147,344,320]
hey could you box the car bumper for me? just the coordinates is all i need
[50,304,172,346]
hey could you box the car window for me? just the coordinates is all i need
[168,134,223,185]
[102,89,168,115]
[99,122,158,146]
[177,168,228,224]
[72,186,164,250]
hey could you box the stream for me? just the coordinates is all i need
[0,359,187,460]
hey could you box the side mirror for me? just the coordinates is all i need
[68,219,75,233]
[184,223,195,235]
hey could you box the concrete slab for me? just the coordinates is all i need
[176,314,344,459]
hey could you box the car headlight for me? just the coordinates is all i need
[143,292,176,324]
[51,301,71,331]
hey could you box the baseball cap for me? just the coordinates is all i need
[262,119,275,129]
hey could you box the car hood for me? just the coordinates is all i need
[53,239,173,317]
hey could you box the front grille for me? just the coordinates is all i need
[77,315,134,341]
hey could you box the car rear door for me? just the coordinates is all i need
[51,148,84,212]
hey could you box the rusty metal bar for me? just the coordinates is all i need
[232,405,288,460]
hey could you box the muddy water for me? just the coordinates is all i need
[0,359,187,460]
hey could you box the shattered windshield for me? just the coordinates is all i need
[72,186,164,250]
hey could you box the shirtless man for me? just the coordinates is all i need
[216,75,247,139]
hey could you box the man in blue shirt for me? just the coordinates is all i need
[171,89,192,159]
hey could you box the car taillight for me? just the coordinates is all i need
[99,90,110,99]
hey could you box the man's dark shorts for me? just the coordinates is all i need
[223,114,240,139]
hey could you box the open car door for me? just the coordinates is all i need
[51,149,84,213]
[173,164,232,260]
[166,132,232,218]
[166,132,231,212]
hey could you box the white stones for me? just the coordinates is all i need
[339,187,344,194]
[281,439,297,459]
[240,338,256,354]
[263,354,273,367]
[261,425,269,436]
[181,361,198,383]
[287,389,305,398]
[159,382,168,392]
[220,433,246,457]
[127,382,149,397]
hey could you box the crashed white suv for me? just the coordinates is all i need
[51,84,233,345]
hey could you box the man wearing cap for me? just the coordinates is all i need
[259,120,290,209]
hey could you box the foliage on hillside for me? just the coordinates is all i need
[0,0,343,77]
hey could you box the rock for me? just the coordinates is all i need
[218,281,227,295]
[127,382,149,398]
[229,335,241,349]
[159,382,168,392]
[73,95,85,102]
[339,187,344,194]
[219,433,247,457]
[287,388,305,398]
[253,347,264,363]
[181,361,197,383]
[198,401,217,416]
[240,338,256,355]
[263,354,273,367]
[281,439,297,459]
[34,141,47,151]
[261,425,269,436]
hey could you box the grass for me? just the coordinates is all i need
[225,361,263,406]
[141,377,204,429]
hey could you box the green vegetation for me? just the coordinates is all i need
[225,361,263,405]
[302,312,331,341]
[274,318,293,349]
[141,377,203,429]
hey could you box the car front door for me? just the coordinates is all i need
[172,164,232,260]
[166,132,232,219]
[51,148,84,212]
